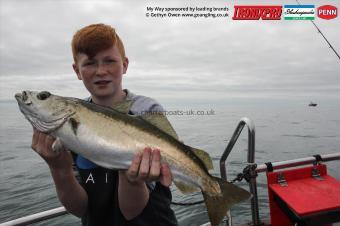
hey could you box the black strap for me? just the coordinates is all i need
[313,154,323,162]
[265,162,274,172]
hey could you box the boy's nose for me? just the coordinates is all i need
[96,64,107,76]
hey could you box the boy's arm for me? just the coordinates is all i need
[31,128,88,217]
[118,148,172,220]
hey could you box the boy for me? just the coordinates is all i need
[31,23,178,226]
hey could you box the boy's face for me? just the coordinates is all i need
[73,46,128,99]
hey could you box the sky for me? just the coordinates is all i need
[0,0,339,106]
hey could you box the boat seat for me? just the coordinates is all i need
[267,164,340,226]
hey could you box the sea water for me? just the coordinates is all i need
[1,101,339,225]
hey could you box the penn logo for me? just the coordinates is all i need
[317,5,338,20]
[233,5,282,20]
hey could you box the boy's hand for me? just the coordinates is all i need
[125,147,172,187]
[31,128,73,170]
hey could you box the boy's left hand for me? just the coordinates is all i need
[125,147,172,187]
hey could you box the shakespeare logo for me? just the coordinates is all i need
[284,5,315,20]
[233,5,282,20]
[317,5,337,20]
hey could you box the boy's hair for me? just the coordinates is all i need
[71,23,126,63]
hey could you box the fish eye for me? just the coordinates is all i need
[37,91,51,100]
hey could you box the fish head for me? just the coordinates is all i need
[15,90,76,133]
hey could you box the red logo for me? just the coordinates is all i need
[317,5,337,20]
[233,5,282,20]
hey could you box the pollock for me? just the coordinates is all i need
[15,90,251,226]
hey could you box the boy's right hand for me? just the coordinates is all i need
[31,128,73,170]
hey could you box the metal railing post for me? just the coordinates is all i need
[220,117,262,226]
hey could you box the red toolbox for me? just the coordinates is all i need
[267,164,340,226]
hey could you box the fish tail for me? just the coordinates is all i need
[202,177,251,226]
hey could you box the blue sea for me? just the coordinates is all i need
[1,101,339,226]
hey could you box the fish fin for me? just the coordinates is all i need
[174,180,200,194]
[140,113,179,139]
[191,147,213,170]
[52,137,64,154]
[112,100,133,114]
[202,177,251,226]
[68,117,79,135]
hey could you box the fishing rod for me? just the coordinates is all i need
[295,0,340,62]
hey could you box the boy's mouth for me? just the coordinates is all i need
[94,80,111,85]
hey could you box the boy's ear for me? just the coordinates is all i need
[73,63,82,80]
[123,57,129,74]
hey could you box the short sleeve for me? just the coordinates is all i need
[129,95,165,116]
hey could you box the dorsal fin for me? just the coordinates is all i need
[112,99,179,139]
[112,100,133,114]
[191,147,213,170]
[139,113,178,139]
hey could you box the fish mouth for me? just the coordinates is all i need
[15,90,75,133]
[15,91,31,105]
[15,92,23,101]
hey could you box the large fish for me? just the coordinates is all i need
[15,90,251,226]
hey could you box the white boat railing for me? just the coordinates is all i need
[0,207,67,226]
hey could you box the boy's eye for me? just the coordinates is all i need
[105,59,116,63]
[84,61,95,66]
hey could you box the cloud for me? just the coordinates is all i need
[0,0,339,104]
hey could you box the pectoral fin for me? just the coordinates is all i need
[52,137,64,154]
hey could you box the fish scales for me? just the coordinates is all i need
[72,100,210,191]
[77,100,210,177]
